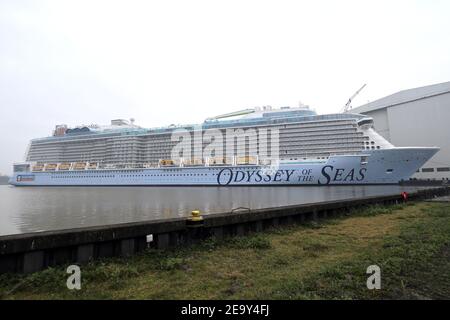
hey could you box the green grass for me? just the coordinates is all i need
[1,201,449,300]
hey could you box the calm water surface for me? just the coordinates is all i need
[0,185,431,236]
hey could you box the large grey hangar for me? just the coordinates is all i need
[351,81,450,181]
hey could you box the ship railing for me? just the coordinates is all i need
[28,156,294,173]
[182,158,205,167]
[86,162,99,170]
[206,157,234,166]
[73,162,87,170]
[57,163,72,171]
[44,163,58,171]
[236,156,258,165]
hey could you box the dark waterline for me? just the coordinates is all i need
[0,184,431,236]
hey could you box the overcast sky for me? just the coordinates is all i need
[1,0,450,174]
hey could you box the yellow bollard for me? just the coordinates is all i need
[187,209,204,228]
[189,210,203,222]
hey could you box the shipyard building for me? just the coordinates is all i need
[352,81,450,181]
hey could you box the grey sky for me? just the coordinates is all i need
[1,0,450,175]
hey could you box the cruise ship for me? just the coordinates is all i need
[9,105,438,186]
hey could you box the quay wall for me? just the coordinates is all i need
[1,187,448,274]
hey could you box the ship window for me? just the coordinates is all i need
[437,167,450,172]
[14,164,30,172]
[422,168,434,173]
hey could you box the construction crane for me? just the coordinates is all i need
[342,84,367,113]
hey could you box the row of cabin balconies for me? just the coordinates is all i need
[28,141,365,164]
[29,126,361,152]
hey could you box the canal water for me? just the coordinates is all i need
[0,185,431,236]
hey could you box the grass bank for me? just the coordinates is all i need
[1,201,449,299]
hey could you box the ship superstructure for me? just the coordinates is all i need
[25,106,391,164]
[10,105,438,186]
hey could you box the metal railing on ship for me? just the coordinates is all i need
[28,155,345,172]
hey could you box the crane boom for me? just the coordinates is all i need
[343,84,367,113]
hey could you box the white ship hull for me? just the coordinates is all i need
[9,148,438,186]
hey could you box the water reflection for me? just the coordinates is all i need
[0,185,430,236]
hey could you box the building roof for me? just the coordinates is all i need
[351,81,450,113]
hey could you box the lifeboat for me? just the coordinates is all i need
[87,162,98,170]
[58,163,71,171]
[224,157,234,165]
[185,158,204,166]
[32,164,44,171]
[73,162,87,170]
[209,157,233,166]
[45,163,58,171]
[208,157,228,166]
[236,156,257,165]
[193,158,204,166]
[159,159,175,166]
[259,158,272,166]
